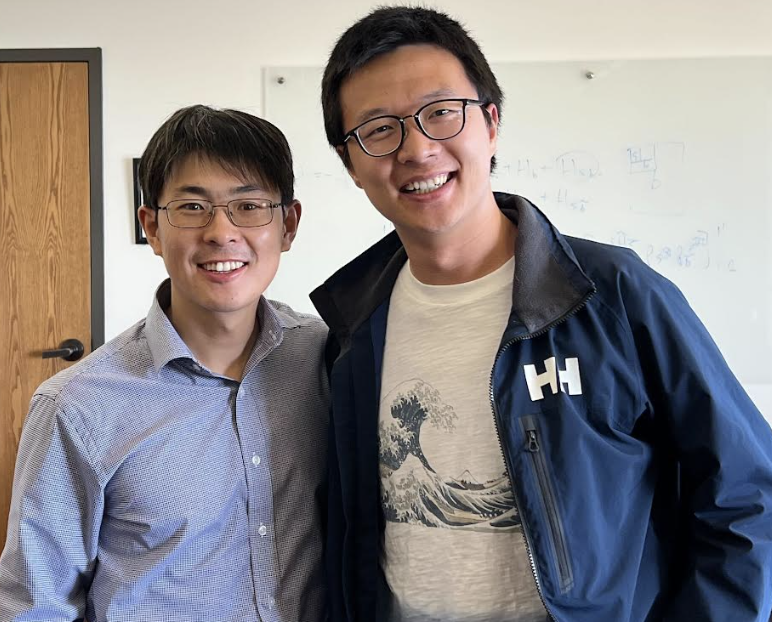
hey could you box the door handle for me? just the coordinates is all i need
[41,338,85,362]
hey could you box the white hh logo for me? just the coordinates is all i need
[523,357,583,401]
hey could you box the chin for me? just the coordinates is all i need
[408,212,463,234]
[199,297,256,315]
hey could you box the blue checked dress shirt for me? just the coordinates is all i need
[0,280,328,622]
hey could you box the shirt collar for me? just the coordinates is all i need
[145,279,299,375]
[145,280,196,373]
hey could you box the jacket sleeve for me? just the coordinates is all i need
[0,394,103,622]
[624,265,772,620]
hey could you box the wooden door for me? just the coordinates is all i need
[0,61,92,549]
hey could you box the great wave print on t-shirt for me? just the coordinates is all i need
[379,379,521,531]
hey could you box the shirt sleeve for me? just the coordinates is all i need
[0,393,104,622]
[626,266,772,620]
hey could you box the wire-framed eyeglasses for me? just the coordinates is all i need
[342,98,487,157]
[156,199,284,228]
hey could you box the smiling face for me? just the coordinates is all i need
[139,154,299,329]
[339,44,499,243]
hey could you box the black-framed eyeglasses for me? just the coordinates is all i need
[156,199,284,229]
[342,98,487,157]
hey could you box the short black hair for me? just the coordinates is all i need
[321,6,503,168]
[139,105,295,210]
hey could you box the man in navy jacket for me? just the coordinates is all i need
[312,6,772,621]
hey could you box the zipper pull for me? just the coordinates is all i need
[527,429,540,452]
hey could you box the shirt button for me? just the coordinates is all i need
[258,524,268,537]
[268,597,276,609]
[252,454,261,466]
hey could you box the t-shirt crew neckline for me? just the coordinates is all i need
[401,256,515,306]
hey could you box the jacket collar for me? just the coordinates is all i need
[310,193,595,338]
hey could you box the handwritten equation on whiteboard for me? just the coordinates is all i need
[611,225,737,273]
[494,141,738,273]
[497,141,687,212]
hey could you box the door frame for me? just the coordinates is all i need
[0,48,104,348]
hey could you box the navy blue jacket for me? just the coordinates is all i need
[310,193,772,621]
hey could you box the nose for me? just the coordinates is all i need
[396,116,439,164]
[202,205,240,244]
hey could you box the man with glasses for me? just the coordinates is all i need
[311,6,772,622]
[0,105,328,621]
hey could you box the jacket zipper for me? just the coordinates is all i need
[522,417,574,592]
[488,289,595,622]
[490,396,554,620]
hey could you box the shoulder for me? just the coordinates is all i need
[34,318,151,409]
[562,236,705,361]
[267,299,328,339]
[263,300,331,398]
[565,235,683,303]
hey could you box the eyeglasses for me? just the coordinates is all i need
[343,98,487,158]
[156,199,284,228]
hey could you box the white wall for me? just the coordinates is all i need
[2,0,772,340]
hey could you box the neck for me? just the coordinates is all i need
[399,196,517,285]
[167,298,260,381]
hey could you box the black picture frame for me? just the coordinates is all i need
[132,157,147,244]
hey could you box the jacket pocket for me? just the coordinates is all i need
[520,414,574,593]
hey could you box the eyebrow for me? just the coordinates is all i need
[353,88,465,125]
[172,184,269,197]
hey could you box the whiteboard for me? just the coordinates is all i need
[262,58,772,413]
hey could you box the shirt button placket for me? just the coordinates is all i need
[237,374,278,619]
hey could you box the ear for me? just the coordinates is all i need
[485,103,500,153]
[280,200,302,252]
[336,145,363,189]
[137,205,164,257]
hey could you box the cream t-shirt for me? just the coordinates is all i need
[379,257,548,622]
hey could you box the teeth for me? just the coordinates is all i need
[403,174,449,194]
[202,261,245,273]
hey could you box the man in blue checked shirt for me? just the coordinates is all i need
[0,105,328,621]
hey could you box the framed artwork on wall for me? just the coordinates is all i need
[132,157,147,244]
